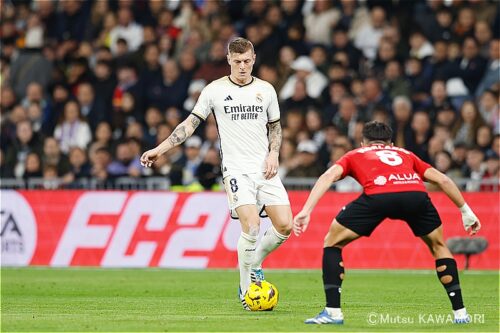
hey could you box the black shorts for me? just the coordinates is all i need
[336,191,442,237]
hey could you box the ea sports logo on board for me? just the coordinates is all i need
[0,191,37,266]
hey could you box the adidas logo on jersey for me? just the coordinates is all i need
[224,95,233,101]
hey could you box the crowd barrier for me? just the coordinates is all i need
[1,190,497,269]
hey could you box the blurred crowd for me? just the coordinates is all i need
[0,0,499,191]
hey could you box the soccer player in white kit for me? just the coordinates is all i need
[141,38,293,310]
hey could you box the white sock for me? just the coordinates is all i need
[237,232,257,293]
[252,226,289,269]
[325,307,343,317]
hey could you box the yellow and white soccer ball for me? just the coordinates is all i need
[244,281,279,311]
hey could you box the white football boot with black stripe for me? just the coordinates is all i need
[238,287,250,311]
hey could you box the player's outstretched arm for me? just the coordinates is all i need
[264,120,282,179]
[293,164,344,236]
[141,114,202,167]
[423,167,481,235]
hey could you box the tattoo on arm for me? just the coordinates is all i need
[190,115,201,130]
[268,121,282,153]
[168,125,188,146]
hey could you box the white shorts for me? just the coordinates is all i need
[223,173,290,219]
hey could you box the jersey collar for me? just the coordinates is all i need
[228,76,255,87]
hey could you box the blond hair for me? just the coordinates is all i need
[227,37,254,54]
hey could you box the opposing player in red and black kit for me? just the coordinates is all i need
[293,121,481,325]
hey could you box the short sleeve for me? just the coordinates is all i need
[267,85,280,123]
[191,86,212,120]
[411,152,432,177]
[335,152,351,178]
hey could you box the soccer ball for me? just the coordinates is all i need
[244,281,279,311]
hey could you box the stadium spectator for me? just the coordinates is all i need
[67,147,91,181]
[318,125,340,169]
[23,152,43,179]
[0,86,17,115]
[423,80,453,121]
[109,7,143,55]
[287,140,324,178]
[451,142,469,172]
[448,37,488,95]
[476,124,494,153]
[353,7,387,60]
[5,119,43,178]
[277,138,297,178]
[42,137,71,177]
[434,150,463,180]
[282,79,317,113]
[90,147,111,182]
[304,0,340,46]
[474,21,493,57]
[431,7,454,42]
[183,79,206,113]
[405,57,430,103]
[165,107,183,129]
[330,26,363,72]
[169,135,203,186]
[107,140,141,178]
[147,60,188,110]
[435,104,457,129]
[322,80,348,124]
[305,109,325,146]
[409,30,435,60]
[425,40,452,81]
[309,45,329,75]
[54,100,92,154]
[481,152,500,191]
[478,89,499,133]
[196,147,222,190]
[372,37,399,77]
[92,60,116,111]
[178,49,199,82]
[409,110,432,162]
[257,64,282,92]
[194,40,229,83]
[199,122,221,159]
[463,146,486,191]
[332,96,358,138]
[451,100,486,146]
[89,121,114,153]
[283,109,304,139]
[143,107,163,148]
[113,64,142,125]
[280,56,328,100]
[382,60,411,99]
[8,17,52,99]
[454,6,476,39]
[475,39,500,97]
[76,82,109,132]
[359,77,391,121]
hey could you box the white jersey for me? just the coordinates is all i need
[192,76,280,177]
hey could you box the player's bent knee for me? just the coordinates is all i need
[440,275,453,284]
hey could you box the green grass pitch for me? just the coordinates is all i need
[1,268,498,332]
